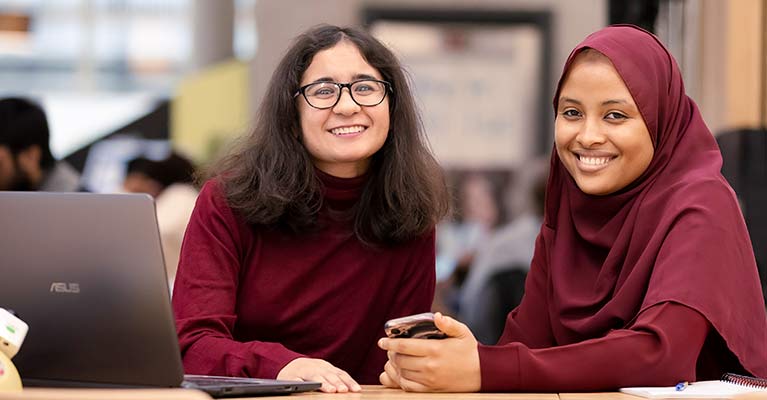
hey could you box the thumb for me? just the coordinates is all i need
[434,312,471,338]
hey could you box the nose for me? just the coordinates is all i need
[576,117,606,147]
[332,87,361,115]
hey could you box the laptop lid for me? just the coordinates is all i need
[0,192,319,396]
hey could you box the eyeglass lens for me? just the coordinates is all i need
[303,80,386,109]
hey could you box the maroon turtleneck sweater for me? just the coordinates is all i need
[172,170,436,384]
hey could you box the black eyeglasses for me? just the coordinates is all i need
[293,79,392,110]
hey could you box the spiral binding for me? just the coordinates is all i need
[721,373,767,388]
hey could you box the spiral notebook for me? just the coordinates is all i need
[620,373,767,399]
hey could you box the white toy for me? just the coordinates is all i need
[0,308,28,392]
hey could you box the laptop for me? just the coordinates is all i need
[0,191,320,397]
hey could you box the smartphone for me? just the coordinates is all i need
[384,312,447,339]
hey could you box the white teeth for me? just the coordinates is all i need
[330,126,365,135]
[580,156,612,165]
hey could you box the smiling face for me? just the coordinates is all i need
[297,40,390,178]
[555,50,654,196]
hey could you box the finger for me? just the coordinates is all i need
[384,359,400,381]
[387,350,396,364]
[380,371,398,388]
[318,381,336,393]
[321,371,349,393]
[434,312,471,338]
[387,350,399,370]
[336,369,361,392]
[310,375,337,393]
[389,352,425,371]
[398,374,432,393]
[382,362,401,389]
[379,337,431,356]
[386,358,423,386]
[399,367,434,388]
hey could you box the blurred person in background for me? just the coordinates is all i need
[379,25,767,392]
[123,152,198,288]
[433,172,502,315]
[0,97,81,192]
[172,24,449,393]
[458,161,548,344]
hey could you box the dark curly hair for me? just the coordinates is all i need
[204,24,449,246]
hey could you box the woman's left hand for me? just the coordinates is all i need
[377,312,481,392]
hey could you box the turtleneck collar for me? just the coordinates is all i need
[315,167,368,204]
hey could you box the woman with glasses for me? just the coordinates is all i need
[172,24,448,393]
[378,24,767,392]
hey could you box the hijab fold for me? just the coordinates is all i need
[545,24,767,378]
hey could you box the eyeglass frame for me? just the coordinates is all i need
[293,79,393,110]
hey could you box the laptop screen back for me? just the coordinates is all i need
[0,192,184,387]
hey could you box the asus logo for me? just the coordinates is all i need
[50,282,80,294]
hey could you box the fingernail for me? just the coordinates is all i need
[353,384,362,391]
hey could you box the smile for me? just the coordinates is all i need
[575,154,616,171]
[579,156,612,165]
[330,125,366,136]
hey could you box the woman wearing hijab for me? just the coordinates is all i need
[378,24,767,392]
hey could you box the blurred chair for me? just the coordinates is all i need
[481,267,528,345]
[717,128,767,305]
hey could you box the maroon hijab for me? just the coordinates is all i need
[545,25,767,378]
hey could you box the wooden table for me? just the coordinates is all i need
[9,385,756,399]
[0,386,574,400]
[280,385,560,399]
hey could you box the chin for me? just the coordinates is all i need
[331,155,367,164]
[337,149,377,162]
[575,182,613,196]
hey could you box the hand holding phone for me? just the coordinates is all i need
[384,312,447,339]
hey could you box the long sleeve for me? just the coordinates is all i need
[172,179,438,383]
[478,302,710,392]
[172,182,305,379]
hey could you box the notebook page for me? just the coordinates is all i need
[620,380,767,399]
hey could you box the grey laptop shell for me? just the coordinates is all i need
[0,192,319,396]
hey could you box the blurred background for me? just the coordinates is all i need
[1,0,765,341]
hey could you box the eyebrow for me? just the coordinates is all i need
[306,73,380,85]
[558,97,632,107]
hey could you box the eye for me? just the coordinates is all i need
[352,81,382,96]
[561,108,581,118]
[605,111,628,120]
[306,83,338,99]
[314,88,336,96]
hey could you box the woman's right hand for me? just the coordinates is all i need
[277,357,361,393]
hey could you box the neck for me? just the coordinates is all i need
[313,160,370,178]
